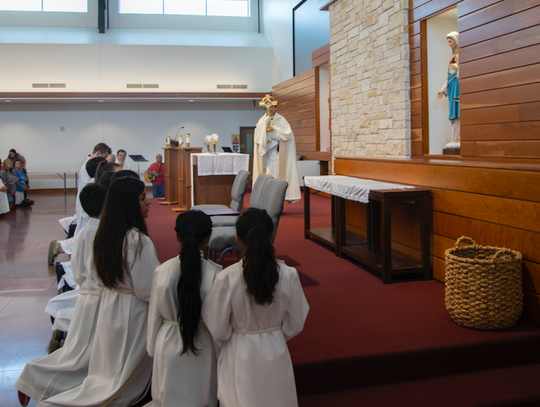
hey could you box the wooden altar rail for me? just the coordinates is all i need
[335,156,540,326]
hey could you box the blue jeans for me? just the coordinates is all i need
[152,183,165,198]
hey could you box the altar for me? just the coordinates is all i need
[190,153,250,207]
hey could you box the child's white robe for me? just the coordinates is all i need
[202,260,309,407]
[145,256,222,407]
[15,218,102,403]
[39,230,160,407]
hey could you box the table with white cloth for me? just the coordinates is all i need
[190,153,250,207]
[303,175,431,284]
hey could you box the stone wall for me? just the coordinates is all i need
[329,0,411,158]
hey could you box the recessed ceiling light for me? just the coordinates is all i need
[5,100,11,102]
[189,100,194,102]
[98,100,104,102]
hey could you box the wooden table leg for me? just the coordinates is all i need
[336,197,346,257]
[304,187,311,239]
[381,197,392,284]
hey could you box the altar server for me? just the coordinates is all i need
[202,208,309,407]
[146,210,221,407]
[40,177,159,407]
[15,183,108,406]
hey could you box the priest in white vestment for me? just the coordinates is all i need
[253,96,301,202]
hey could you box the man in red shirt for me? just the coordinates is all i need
[147,154,165,198]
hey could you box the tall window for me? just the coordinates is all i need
[0,0,87,12]
[119,0,250,17]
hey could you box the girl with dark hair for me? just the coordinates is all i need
[147,210,221,407]
[203,208,309,407]
[40,177,160,407]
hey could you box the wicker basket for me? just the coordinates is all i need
[444,236,523,330]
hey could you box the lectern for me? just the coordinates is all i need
[161,146,203,211]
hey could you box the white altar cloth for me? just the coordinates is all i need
[195,153,249,176]
[303,175,413,204]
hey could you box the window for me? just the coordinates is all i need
[119,0,250,17]
[0,0,87,12]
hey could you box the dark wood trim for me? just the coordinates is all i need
[420,19,429,155]
[0,92,269,100]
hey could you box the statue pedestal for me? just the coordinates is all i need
[443,148,460,155]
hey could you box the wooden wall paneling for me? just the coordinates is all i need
[461,140,540,158]
[460,102,540,125]
[433,255,447,282]
[410,33,422,50]
[410,47,422,62]
[433,213,540,282]
[410,0,432,11]
[288,118,317,128]
[461,122,540,141]
[460,43,540,79]
[457,0,503,18]
[460,63,540,94]
[458,0,538,32]
[277,93,316,110]
[411,101,423,115]
[411,74,422,89]
[273,86,315,104]
[333,158,540,203]
[460,25,540,63]
[295,135,318,144]
[312,44,330,68]
[410,0,460,23]
[411,115,423,128]
[410,87,422,101]
[315,67,320,152]
[410,20,422,36]
[420,19,429,155]
[431,189,540,232]
[410,60,422,76]
[273,76,316,98]
[279,109,317,121]
[522,291,540,326]
[523,260,540,295]
[411,128,423,141]
[459,6,540,47]
[411,141,424,155]
[461,82,540,110]
[294,126,317,136]
[272,69,315,92]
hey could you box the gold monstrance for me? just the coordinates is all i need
[259,94,278,132]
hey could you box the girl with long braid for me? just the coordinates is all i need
[146,210,221,407]
[203,208,309,407]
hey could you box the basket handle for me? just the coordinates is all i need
[491,249,508,260]
[454,236,475,248]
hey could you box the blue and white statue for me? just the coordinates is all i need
[436,31,460,149]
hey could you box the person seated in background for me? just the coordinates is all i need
[7,149,30,199]
[1,158,16,210]
[147,154,165,198]
[13,159,28,206]
[116,149,131,170]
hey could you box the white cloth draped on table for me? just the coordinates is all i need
[0,189,9,214]
[145,256,222,407]
[39,230,160,407]
[196,153,249,176]
[303,175,414,204]
[202,259,309,407]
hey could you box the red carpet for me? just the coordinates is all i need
[145,192,540,402]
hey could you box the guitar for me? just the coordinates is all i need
[144,163,163,183]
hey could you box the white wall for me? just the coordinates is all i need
[0,101,263,188]
[0,42,273,93]
[260,0,296,85]
[427,9,458,154]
